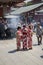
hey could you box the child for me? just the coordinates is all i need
[16,26,22,50]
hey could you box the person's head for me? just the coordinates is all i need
[17,26,21,30]
[23,24,26,29]
[29,25,31,29]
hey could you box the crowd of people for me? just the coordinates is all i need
[0,18,11,39]
[16,22,43,51]
[0,18,43,50]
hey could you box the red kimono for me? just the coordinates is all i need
[16,30,22,50]
[27,28,32,49]
[22,28,28,49]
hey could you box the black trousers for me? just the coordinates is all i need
[37,35,42,45]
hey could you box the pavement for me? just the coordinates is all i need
[0,34,43,65]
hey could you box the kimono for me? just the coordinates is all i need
[27,28,33,49]
[16,30,22,50]
[22,28,28,49]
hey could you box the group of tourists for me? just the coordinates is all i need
[16,22,43,51]
[16,24,33,50]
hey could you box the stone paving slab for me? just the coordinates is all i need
[0,34,43,65]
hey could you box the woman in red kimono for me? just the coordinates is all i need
[16,26,22,50]
[22,25,28,50]
[27,25,33,50]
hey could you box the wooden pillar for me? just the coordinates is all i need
[0,7,3,18]
[24,12,28,25]
[3,5,10,15]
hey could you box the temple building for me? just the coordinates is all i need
[0,0,25,17]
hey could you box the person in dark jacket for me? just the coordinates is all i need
[36,22,43,45]
[0,19,5,39]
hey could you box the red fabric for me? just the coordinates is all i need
[22,28,27,49]
[16,30,22,49]
[27,28,32,48]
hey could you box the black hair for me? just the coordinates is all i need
[29,26,31,29]
[17,26,21,30]
[23,24,26,27]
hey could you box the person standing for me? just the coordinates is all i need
[0,19,5,39]
[36,22,43,45]
[22,24,28,50]
[16,26,22,50]
[27,25,33,50]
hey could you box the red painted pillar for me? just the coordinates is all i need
[0,7,3,17]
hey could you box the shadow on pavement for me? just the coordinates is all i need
[8,49,28,53]
[42,48,43,50]
[8,49,18,53]
[40,55,43,59]
[33,44,38,46]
